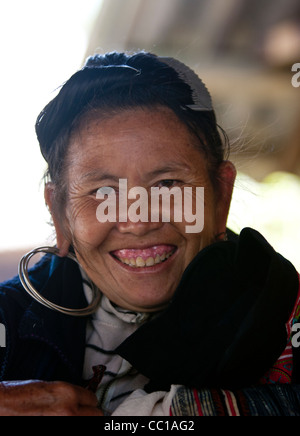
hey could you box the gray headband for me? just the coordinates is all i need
[159,57,213,112]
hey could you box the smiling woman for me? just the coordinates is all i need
[0,51,300,416]
[55,105,220,313]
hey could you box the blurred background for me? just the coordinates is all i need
[0,0,300,281]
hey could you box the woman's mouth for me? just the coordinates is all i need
[110,245,177,268]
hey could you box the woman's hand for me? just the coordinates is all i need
[0,380,103,416]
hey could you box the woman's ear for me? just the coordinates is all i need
[44,183,70,257]
[214,161,236,237]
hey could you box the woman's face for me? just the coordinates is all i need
[46,107,235,312]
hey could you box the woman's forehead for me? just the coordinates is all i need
[70,106,199,155]
[67,107,207,180]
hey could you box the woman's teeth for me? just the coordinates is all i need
[112,245,176,268]
[118,252,173,268]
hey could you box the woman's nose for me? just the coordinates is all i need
[116,217,163,236]
[115,184,165,236]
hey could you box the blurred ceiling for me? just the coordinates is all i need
[85,0,300,180]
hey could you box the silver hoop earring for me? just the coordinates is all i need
[18,246,101,317]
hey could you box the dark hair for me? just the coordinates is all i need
[36,51,229,214]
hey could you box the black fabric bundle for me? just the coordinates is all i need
[117,228,299,392]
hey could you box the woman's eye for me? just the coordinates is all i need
[157,179,180,188]
[91,186,118,197]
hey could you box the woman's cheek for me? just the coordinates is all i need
[67,198,112,248]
